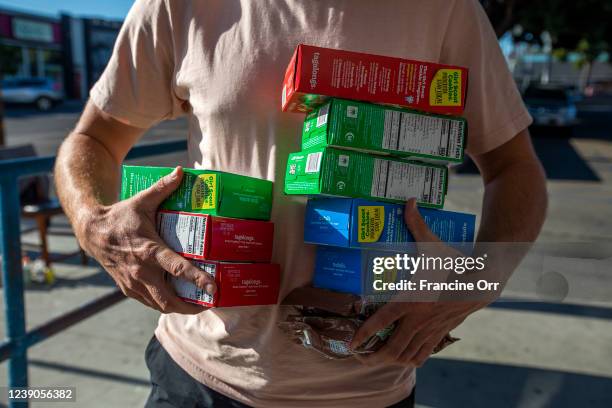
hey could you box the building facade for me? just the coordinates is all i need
[0,7,121,100]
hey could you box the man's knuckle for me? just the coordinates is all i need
[170,260,188,277]
[140,242,160,261]
[96,224,113,241]
[195,272,213,287]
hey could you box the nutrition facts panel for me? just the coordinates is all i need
[382,110,464,159]
[157,212,207,258]
[370,159,445,206]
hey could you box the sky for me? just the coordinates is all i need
[0,0,132,20]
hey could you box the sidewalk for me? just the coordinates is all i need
[0,217,158,407]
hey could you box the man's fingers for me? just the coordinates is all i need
[153,245,217,295]
[357,319,416,366]
[146,280,205,315]
[351,303,401,349]
[131,292,161,312]
[132,166,183,209]
[403,198,440,242]
[121,260,205,314]
[119,280,162,311]
[410,340,439,367]
[399,336,442,367]
[398,328,441,364]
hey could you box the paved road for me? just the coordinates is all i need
[0,102,611,407]
[3,101,188,158]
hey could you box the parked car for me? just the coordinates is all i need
[524,85,578,135]
[1,77,64,111]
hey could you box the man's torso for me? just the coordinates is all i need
[154,1,455,406]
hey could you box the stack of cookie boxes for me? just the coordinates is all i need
[281,44,477,295]
[120,166,280,307]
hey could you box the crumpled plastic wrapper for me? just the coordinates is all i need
[279,286,459,360]
[279,315,395,358]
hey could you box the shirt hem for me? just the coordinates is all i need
[154,325,415,408]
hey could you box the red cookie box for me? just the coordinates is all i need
[157,210,274,262]
[171,261,281,307]
[282,44,468,116]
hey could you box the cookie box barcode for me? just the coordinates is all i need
[157,210,274,262]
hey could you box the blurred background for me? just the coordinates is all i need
[0,0,610,407]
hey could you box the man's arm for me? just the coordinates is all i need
[473,129,547,242]
[56,103,142,216]
[55,101,216,313]
[351,129,547,366]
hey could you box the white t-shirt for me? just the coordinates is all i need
[90,0,531,406]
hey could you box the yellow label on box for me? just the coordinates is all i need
[358,206,384,243]
[430,69,462,106]
[192,174,216,210]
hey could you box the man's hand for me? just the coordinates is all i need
[351,130,547,367]
[351,199,486,366]
[351,301,481,367]
[55,103,218,314]
[78,166,216,314]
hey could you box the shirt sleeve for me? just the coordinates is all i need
[439,0,532,156]
[89,0,184,129]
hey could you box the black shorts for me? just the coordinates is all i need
[145,336,415,408]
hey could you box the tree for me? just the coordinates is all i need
[480,0,528,37]
[481,0,612,86]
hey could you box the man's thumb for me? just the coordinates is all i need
[403,198,439,242]
[133,166,183,208]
